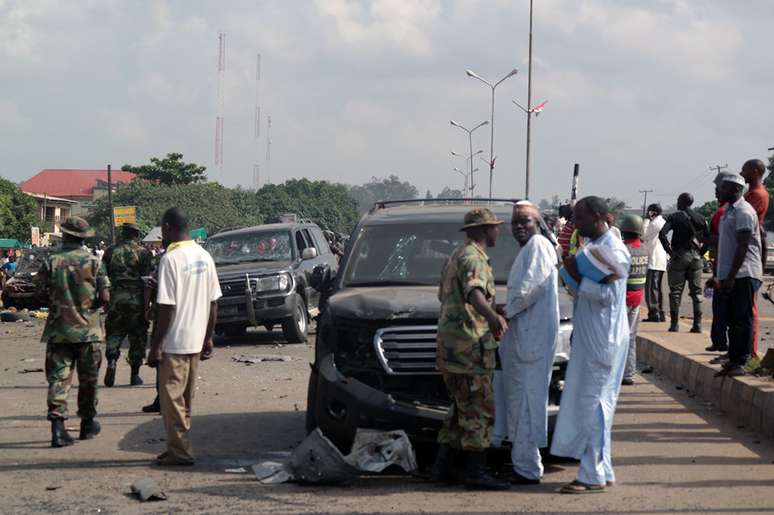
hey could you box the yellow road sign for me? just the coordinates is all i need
[113,206,137,226]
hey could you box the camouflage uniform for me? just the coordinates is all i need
[37,239,110,421]
[436,238,498,451]
[104,238,152,365]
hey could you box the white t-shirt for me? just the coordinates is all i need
[157,241,222,354]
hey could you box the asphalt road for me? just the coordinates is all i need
[3,319,774,513]
[661,272,774,355]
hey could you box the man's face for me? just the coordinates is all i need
[718,182,741,203]
[511,210,539,246]
[484,225,499,248]
[646,210,656,220]
[740,167,754,183]
[574,203,602,238]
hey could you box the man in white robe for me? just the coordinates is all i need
[551,196,631,494]
[499,202,560,483]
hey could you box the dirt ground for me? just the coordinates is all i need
[3,319,774,514]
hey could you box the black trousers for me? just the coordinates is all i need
[725,277,761,367]
[645,269,665,318]
[710,288,729,350]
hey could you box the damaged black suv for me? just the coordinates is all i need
[306,200,572,451]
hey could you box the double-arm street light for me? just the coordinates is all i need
[450,120,488,197]
[465,68,519,199]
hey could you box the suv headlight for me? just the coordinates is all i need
[255,273,292,293]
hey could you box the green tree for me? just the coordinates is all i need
[605,197,627,215]
[0,177,40,243]
[696,200,719,220]
[255,179,359,234]
[121,153,207,186]
[437,186,464,199]
[87,181,263,240]
[348,175,419,214]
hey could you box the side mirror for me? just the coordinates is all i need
[310,264,330,291]
[302,247,318,260]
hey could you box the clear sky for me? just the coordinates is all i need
[2,0,772,208]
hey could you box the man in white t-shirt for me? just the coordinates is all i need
[147,208,222,466]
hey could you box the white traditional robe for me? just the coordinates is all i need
[498,234,559,479]
[550,230,631,485]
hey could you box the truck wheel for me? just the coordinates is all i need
[305,367,318,434]
[282,294,308,343]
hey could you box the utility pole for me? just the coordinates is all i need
[570,163,580,204]
[214,32,226,174]
[709,163,728,176]
[639,189,653,217]
[107,164,115,244]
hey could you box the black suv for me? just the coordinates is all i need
[205,220,339,343]
[307,200,572,450]
[2,247,56,308]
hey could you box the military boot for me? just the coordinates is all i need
[104,357,117,387]
[463,451,510,491]
[130,363,143,386]
[51,419,74,448]
[690,314,702,334]
[79,418,101,440]
[669,312,679,333]
[430,444,458,484]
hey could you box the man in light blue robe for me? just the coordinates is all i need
[499,202,560,483]
[551,196,631,494]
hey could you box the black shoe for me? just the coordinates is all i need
[705,344,728,352]
[142,398,161,413]
[104,358,117,387]
[501,469,541,485]
[690,317,702,334]
[669,322,679,332]
[130,364,143,386]
[430,444,458,484]
[51,419,74,448]
[642,316,661,323]
[621,377,635,386]
[79,418,101,440]
[659,313,667,322]
[464,451,510,491]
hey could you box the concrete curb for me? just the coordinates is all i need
[637,325,774,436]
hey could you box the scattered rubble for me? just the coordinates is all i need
[130,479,167,502]
[232,354,292,365]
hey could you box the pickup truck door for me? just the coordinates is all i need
[294,229,320,310]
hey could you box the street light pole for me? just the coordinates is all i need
[466,68,518,199]
[450,120,489,197]
[639,189,653,218]
[525,0,534,199]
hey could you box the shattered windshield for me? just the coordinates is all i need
[343,223,521,287]
[205,230,293,265]
[16,248,55,276]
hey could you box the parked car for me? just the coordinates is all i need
[306,200,573,451]
[2,247,56,308]
[205,220,339,343]
[765,231,774,274]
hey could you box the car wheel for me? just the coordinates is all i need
[282,294,308,343]
[305,367,318,434]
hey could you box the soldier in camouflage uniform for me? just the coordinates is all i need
[103,223,153,387]
[37,217,110,447]
[432,207,510,490]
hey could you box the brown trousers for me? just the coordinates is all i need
[159,353,200,462]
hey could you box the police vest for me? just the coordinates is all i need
[626,243,648,292]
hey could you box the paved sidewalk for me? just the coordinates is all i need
[637,316,774,439]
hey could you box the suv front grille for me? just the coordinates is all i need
[374,325,439,375]
[219,277,258,298]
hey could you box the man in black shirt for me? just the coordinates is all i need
[659,193,709,333]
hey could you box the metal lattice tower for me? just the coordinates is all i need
[253,53,261,189]
[214,32,226,174]
[265,115,272,184]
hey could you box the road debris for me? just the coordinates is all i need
[232,354,292,365]
[45,485,62,491]
[224,467,248,474]
[130,478,167,502]
[19,368,44,374]
[253,428,417,485]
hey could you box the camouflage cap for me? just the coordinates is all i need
[461,207,504,231]
[122,222,141,232]
[60,216,95,239]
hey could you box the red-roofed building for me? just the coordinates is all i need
[20,169,136,217]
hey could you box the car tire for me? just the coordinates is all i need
[282,294,308,343]
[305,367,318,434]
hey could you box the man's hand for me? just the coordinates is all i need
[562,255,581,283]
[721,277,735,292]
[146,349,162,368]
[487,313,508,341]
[201,338,214,361]
[705,277,719,290]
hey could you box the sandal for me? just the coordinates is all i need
[559,480,606,494]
